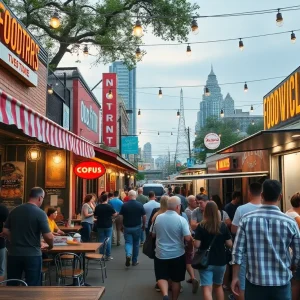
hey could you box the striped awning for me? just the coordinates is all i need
[0,89,95,158]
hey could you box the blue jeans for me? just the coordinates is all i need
[124,226,141,263]
[81,222,92,242]
[7,255,42,286]
[140,227,144,243]
[245,279,291,300]
[97,227,113,257]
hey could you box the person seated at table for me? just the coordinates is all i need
[47,207,65,236]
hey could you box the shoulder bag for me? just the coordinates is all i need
[143,218,156,259]
[192,235,217,270]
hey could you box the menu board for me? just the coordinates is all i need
[0,162,25,210]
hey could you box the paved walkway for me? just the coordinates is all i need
[86,239,202,300]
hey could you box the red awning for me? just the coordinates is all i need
[0,89,95,158]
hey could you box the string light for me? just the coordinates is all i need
[244,82,248,92]
[177,110,180,118]
[158,88,163,99]
[191,19,199,35]
[133,20,143,37]
[108,90,113,99]
[220,109,224,118]
[138,109,141,116]
[83,45,89,57]
[49,11,60,29]
[276,9,283,27]
[171,132,173,135]
[251,120,255,125]
[250,105,254,113]
[195,132,197,137]
[186,44,192,56]
[47,84,54,95]
[239,38,244,51]
[291,31,296,43]
[139,131,141,135]
[158,131,160,135]
[219,134,222,137]
[136,47,142,59]
[204,86,210,96]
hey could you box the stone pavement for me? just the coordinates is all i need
[86,240,201,300]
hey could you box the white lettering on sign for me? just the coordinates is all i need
[77,167,102,174]
[106,79,113,86]
[80,101,98,132]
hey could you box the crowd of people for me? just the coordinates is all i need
[0,181,300,300]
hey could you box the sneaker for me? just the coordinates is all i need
[228,294,235,300]
[125,256,131,267]
[140,242,144,247]
[117,242,121,246]
[132,261,139,266]
[155,283,160,292]
[192,279,199,294]
[105,256,113,261]
[162,296,169,300]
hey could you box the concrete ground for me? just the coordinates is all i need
[85,239,230,300]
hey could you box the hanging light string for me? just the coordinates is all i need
[46,5,300,19]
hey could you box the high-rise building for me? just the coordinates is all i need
[196,67,238,131]
[143,142,152,163]
[109,61,136,135]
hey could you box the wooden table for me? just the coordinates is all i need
[71,219,82,224]
[49,243,102,286]
[58,225,82,233]
[0,286,105,299]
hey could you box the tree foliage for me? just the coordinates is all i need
[5,0,199,68]
[246,120,264,136]
[135,172,145,181]
[194,117,242,162]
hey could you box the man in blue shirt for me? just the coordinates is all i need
[119,190,146,267]
[109,191,123,246]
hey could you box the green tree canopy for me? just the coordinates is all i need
[5,0,199,68]
[246,120,264,136]
[194,117,242,162]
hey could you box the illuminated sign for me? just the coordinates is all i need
[74,161,106,180]
[263,71,300,130]
[0,2,39,86]
[216,158,231,171]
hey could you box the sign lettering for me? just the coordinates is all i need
[74,161,106,180]
[80,101,98,132]
[264,72,300,129]
[216,158,230,171]
[102,73,117,147]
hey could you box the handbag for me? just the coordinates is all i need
[191,235,217,270]
[143,220,156,259]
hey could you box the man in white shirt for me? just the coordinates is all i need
[143,191,160,237]
[231,182,262,300]
[152,196,192,300]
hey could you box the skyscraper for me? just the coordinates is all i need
[195,66,236,130]
[109,61,136,135]
[143,142,152,163]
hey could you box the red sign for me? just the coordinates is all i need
[102,73,117,147]
[74,161,106,179]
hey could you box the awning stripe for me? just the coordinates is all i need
[0,89,95,158]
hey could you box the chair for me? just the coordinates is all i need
[0,279,28,286]
[55,252,84,286]
[42,258,53,286]
[85,237,109,283]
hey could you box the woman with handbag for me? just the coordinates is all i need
[194,201,232,300]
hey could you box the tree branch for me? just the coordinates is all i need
[63,0,73,6]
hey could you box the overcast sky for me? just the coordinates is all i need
[60,0,300,161]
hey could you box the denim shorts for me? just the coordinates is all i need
[199,265,226,286]
[0,248,6,276]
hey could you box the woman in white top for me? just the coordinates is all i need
[81,194,96,242]
[211,195,231,227]
[286,192,300,300]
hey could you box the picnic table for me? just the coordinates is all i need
[0,286,105,299]
[58,225,82,233]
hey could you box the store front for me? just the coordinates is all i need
[0,3,95,220]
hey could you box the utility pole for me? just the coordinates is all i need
[187,127,191,159]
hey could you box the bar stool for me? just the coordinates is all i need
[42,258,53,285]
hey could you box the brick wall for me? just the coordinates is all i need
[0,61,47,116]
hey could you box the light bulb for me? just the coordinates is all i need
[171,132,173,136]
[250,105,254,113]
[49,12,60,29]
[239,39,244,51]
[204,86,210,97]
[136,47,142,59]
[244,82,248,92]
[158,132,160,136]
[191,19,199,35]
[251,120,255,125]
[291,31,296,44]
[276,10,283,27]
[158,88,163,99]
[133,20,143,37]
[107,90,113,99]
[177,110,180,118]
[220,109,224,118]
[47,84,53,95]
[138,109,141,116]
[186,44,192,57]
[83,45,89,57]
